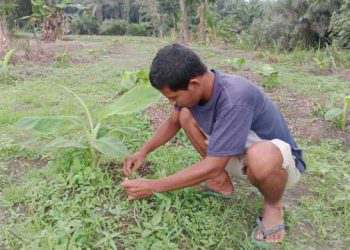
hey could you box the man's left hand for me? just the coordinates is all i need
[121,178,155,200]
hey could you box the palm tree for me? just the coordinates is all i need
[0,17,9,56]
[179,0,189,43]
[0,1,14,55]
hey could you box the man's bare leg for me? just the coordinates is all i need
[245,141,287,243]
[178,108,234,195]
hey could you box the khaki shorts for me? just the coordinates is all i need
[208,131,301,189]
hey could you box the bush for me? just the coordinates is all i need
[70,15,100,35]
[249,15,295,50]
[330,1,350,49]
[127,23,148,36]
[99,19,127,35]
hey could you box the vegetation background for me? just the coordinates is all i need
[0,0,349,249]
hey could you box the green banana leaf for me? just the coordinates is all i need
[93,136,128,157]
[102,84,160,118]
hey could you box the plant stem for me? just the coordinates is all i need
[59,85,95,132]
[342,96,350,130]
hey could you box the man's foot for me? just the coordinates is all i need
[205,171,234,196]
[254,201,285,243]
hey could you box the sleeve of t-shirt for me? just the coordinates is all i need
[207,105,253,156]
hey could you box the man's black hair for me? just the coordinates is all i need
[149,43,208,91]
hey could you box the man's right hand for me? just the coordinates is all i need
[123,151,147,176]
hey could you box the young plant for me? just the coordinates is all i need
[54,51,70,68]
[117,69,149,94]
[16,70,160,168]
[0,49,15,84]
[225,57,246,71]
[324,96,350,130]
[257,64,279,89]
[313,45,337,72]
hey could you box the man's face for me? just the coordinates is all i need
[160,82,202,108]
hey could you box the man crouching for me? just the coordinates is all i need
[122,43,306,245]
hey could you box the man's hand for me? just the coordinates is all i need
[121,178,154,200]
[123,151,147,176]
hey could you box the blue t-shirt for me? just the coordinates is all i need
[189,70,306,173]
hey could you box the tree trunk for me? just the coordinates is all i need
[198,0,207,43]
[42,10,65,42]
[179,0,189,44]
[0,17,10,56]
[92,4,104,21]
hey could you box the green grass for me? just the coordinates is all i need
[0,35,349,249]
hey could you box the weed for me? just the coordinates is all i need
[225,57,246,71]
[54,51,70,68]
[324,95,350,130]
[0,49,16,84]
[257,64,280,89]
[312,46,337,72]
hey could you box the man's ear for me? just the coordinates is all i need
[188,78,201,91]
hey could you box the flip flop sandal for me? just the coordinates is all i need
[251,216,285,249]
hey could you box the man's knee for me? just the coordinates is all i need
[245,141,283,183]
[178,108,195,128]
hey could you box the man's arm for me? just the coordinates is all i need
[123,110,181,175]
[139,110,181,155]
[122,156,231,199]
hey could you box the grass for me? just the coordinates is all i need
[0,35,350,249]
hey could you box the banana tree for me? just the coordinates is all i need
[179,0,190,43]
[0,1,15,55]
[16,70,161,168]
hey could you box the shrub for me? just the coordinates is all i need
[0,49,16,85]
[324,96,350,130]
[330,0,350,49]
[70,15,100,35]
[99,19,127,36]
[249,14,295,50]
[54,52,70,68]
[257,64,280,89]
[127,23,148,36]
[225,58,247,71]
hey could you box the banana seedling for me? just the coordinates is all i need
[16,70,161,168]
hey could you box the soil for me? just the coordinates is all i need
[336,68,350,81]
[3,157,48,184]
[11,38,95,65]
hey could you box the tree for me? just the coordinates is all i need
[179,0,189,43]
[0,0,15,56]
[139,0,161,36]
[197,0,208,42]
[330,0,350,48]
[25,0,72,42]
[0,16,10,56]
[157,0,179,35]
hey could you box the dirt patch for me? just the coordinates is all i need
[336,69,350,81]
[11,38,93,65]
[236,70,262,84]
[3,157,48,184]
[270,88,350,145]
[102,161,154,183]
[146,100,172,130]
[284,182,313,209]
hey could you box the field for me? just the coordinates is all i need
[0,35,349,249]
